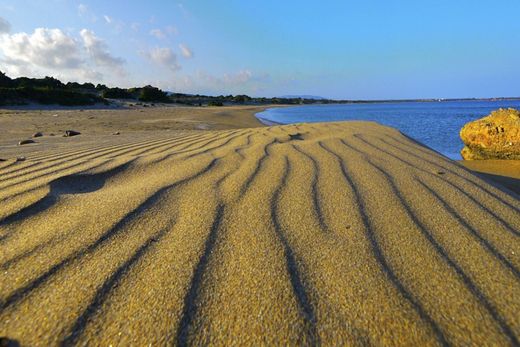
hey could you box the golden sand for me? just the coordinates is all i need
[0,107,519,346]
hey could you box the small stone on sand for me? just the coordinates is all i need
[33,132,43,138]
[18,139,36,145]
[64,130,81,137]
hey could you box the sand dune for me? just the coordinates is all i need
[0,121,519,346]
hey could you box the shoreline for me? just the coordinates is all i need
[2,104,518,196]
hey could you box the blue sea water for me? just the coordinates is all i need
[256,100,520,160]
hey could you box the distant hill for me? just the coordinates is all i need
[280,95,326,100]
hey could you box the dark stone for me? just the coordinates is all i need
[64,130,81,137]
[32,132,43,138]
[18,139,36,145]
[0,337,20,347]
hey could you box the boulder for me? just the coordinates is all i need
[460,108,520,160]
[33,132,43,138]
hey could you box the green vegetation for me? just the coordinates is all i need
[0,71,342,107]
[0,72,103,106]
[137,86,171,103]
[101,87,133,99]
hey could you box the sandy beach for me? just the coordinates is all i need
[0,106,519,346]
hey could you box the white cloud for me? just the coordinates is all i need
[149,29,166,40]
[80,29,125,69]
[0,16,11,33]
[178,43,193,59]
[145,47,180,71]
[0,27,125,82]
[103,15,112,24]
[0,28,83,71]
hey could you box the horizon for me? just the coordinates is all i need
[0,1,519,100]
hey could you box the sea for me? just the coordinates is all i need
[256,100,520,160]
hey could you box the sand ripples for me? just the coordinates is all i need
[0,122,519,346]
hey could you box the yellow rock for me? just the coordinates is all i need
[460,108,520,160]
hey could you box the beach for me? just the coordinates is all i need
[0,106,519,346]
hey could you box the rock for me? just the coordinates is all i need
[18,139,36,145]
[112,131,120,135]
[0,337,20,347]
[16,156,26,162]
[0,158,6,162]
[33,132,43,138]
[64,130,81,137]
[460,108,520,160]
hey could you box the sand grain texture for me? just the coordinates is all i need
[0,120,519,346]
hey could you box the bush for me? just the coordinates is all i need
[138,86,170,103]
[208,101,224,107]
[102,87,134,99]
[0,87,104,106]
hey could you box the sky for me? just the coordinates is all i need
[0,0,519,99]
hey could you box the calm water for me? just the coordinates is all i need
[256,100,520,160]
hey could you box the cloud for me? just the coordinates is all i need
[103,15,112,24]
[150,26,178,40]
[222,70,253,84]
[0,27,125,82]
[145,47,180,71]
[78,4,88,15]
[80,29,125,69]
[178,43,193,59]
[78,4,97,22]
[170,69,264,95]
[0,16,11,33]
[149,29,166,40]
[0,28,83,70]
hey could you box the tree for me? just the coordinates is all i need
[138,85,170,102]
[0,71,12,88]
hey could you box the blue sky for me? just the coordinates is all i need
[0,0,519,99]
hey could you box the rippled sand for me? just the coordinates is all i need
[0,111,519,346]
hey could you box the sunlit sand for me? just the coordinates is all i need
[0,107,518,346]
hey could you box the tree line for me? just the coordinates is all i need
[0,71,339,107]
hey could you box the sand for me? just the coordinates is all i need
[0,106,519,346]
[460,160,520,196]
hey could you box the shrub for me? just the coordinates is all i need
[102,87,134,99]
[138,86,170,103]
